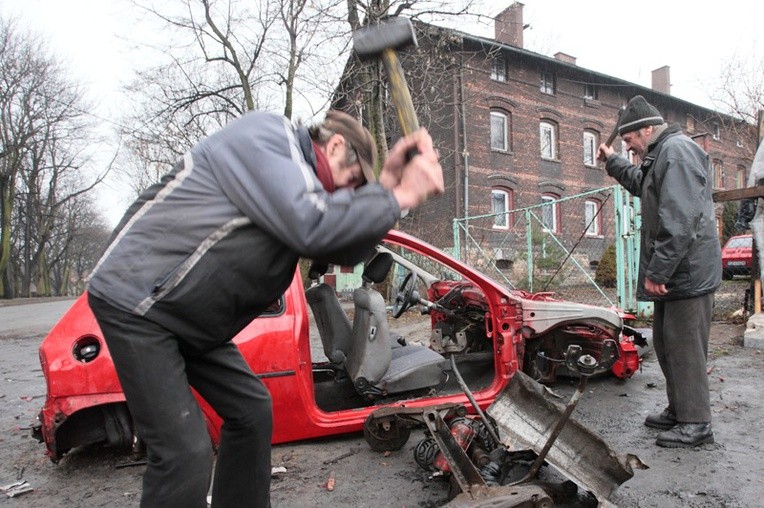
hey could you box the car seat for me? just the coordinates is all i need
[305,262,352,370]
[345,252,446,399]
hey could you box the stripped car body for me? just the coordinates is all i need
[34,230,643,469]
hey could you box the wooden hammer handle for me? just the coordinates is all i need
[381,48,420,137]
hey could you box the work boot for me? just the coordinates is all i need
[644,408,676,430]
[656,423,714,448]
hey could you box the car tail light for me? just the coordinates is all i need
[72,335,101,363]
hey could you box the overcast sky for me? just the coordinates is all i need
[2,0,762,225]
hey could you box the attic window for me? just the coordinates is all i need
[491,58,507,82]
[584,84,598,100]
[540,71,555,95]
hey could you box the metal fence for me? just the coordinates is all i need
[451,186,753,321]
[452,186,623,308]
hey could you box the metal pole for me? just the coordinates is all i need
[615,187,626,309]
[453,218,461,261]
[526,209,533,291]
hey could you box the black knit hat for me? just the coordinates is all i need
[618,95,664,135]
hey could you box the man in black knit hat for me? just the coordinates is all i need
[598,95,721,448]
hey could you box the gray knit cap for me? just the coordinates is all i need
[618,95,664,135]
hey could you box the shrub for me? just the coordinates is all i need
[595,244,617,288]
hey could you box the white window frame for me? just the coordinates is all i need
[492,189,511,229]
[540,121,557,160]
[491,58,507,82]
[584,199,601,237]
[540,71,555,95]
[713,160,724,189]
[491,111,508,151]
[584,83,598,100]
[583,131,597,167]
[541,194,559,233]
[737,166,747,189]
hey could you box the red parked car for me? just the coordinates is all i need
[33,230,644,462]
[721,234,753,279]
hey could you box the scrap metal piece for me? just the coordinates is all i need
[487,370,648,504]
[421,408,485,495]
[443,484,553,508]
[1,480,34,498]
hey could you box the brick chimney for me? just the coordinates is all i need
[495,2,525,48]
[652,66,671,94]
[554,52,576,65]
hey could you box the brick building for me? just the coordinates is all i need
[335,2,756,273]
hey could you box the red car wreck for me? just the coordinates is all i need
[33,230,646,502]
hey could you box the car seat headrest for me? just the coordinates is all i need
[362,252,393,284]
[308,262,329,281]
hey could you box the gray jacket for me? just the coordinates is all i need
[605,124,721,301]
[88,111,400,352]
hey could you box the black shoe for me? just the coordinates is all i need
[644,409,677,430]
[656,423,714,448]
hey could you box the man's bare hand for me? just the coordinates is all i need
[645,277,668,296]
[597,143,615,163]
[381,129,444,210]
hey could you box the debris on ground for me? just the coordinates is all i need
[322,447,359,464]
[325,471,336,491]
[1,480,33,498]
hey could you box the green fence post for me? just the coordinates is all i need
[526,209,533,292]
[615,187,626,309]
[453,218,461,261]
[627,195,637,311]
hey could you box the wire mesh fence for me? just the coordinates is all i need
[452,187,619,308]
[451,187,754,320]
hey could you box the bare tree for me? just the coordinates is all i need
[710,45,764,157]
[0,18,49,297]
[0,17,110,297]
[712,48,764,126]
[276,0,346,119]
[342,0,488,175]
[118,0,490,188]
[47,197,111,296]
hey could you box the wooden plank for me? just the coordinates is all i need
[713,185,764,202]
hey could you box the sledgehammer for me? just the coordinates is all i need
[353,17,420,138]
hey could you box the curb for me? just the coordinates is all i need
[0,296,78,308]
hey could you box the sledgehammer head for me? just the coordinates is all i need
[353,17,418,61]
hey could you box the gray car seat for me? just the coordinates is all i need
[345,252,446,399]
[305,262,352,370]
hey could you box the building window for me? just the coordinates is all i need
[584,199,602,236]
[540,121,557,160]
[584,83,598,100]
[712,123,721,140]
[491,58,507,82]
[583,131,598,167]
[540,71,555,95]
[737,165,747,189]
[541,194,560,233]
[492,188,513,229]
[713,160,724,189]
[491,111,509,151]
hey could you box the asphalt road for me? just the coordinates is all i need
[0,299,75,335]
[1,299,763,507]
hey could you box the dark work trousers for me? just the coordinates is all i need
[88,293,272,508]
[652,292,714,423]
